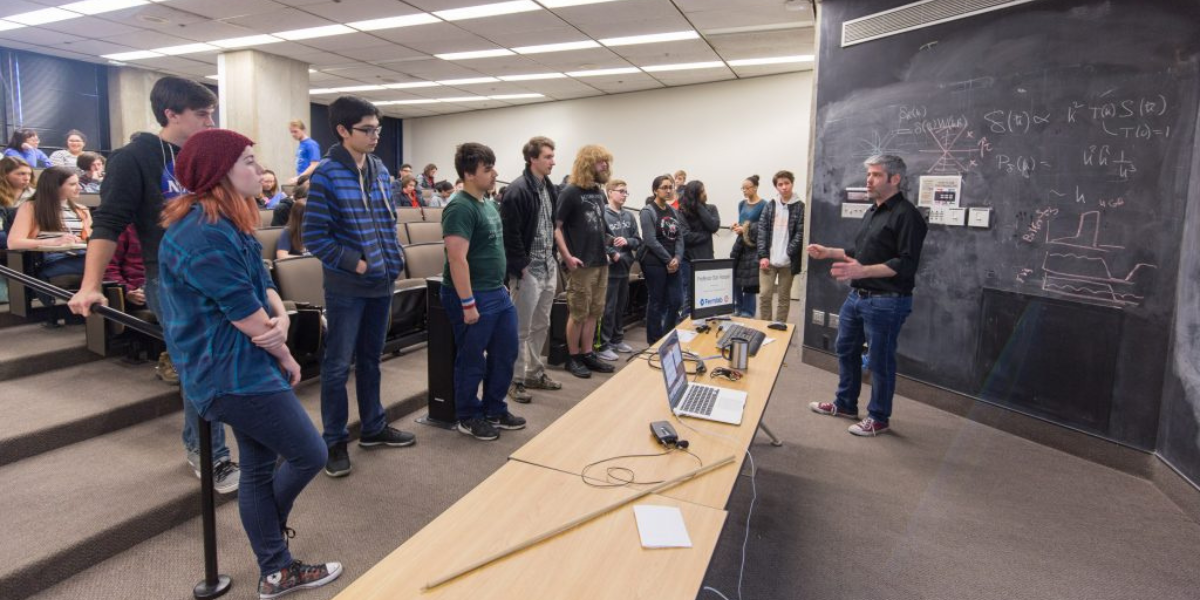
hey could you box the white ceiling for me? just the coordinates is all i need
[0,0,815,118]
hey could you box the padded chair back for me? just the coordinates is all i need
[406,221,442,244]
[273,256,325,307]
[259,210,273,228]
[423,207,443,222]
[78,193,101,208]
[396,208,425,223]
[396,224,410,246]
[255,227,284,260]
[402,242,445,280]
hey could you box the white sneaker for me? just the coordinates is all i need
[595,347,619,361]
[613,342,634,353]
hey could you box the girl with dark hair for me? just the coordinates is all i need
[7,166,91,279]
[5,129,51,168]
[395,175,422,207]
[49,130,88,169]
[77,152,105,193]
[159,129,340,598]
[730,175,766,317]
[676,179,720,320]
[639,174,686,344]
[277,199,308,259]
[420,163,437,191]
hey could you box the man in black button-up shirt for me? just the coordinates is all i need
[807,155,928,437]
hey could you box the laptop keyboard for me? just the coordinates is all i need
[679,385,719,416]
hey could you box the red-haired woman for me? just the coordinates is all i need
[157,129,340,598]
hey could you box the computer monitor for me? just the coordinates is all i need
[690,258,735,320]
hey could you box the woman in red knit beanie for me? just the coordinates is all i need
[158,128,342,598]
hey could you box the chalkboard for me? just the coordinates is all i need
[806,0,1200,450]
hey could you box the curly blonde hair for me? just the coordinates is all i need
[569,144,613,189]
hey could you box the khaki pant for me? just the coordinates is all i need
[759,266,794,322]
[509,268,556,381]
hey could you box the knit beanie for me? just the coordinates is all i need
[175,129,255,195]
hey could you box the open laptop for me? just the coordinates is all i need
[657,330,747,425]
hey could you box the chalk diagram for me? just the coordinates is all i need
[1039,211,1157,307]
[915,117,988,173]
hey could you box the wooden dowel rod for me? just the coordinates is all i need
[422,455,737,592]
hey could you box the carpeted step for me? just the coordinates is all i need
[0,322,98,381]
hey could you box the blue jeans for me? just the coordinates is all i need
[643,262,682,346]
[205,390,326,576]
[834,292,913,424]
[40,254,86,279]
[145,277,231,462]
[320,292,391,446]
[439,287,518,422]
[732,287,757,318]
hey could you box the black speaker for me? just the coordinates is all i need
[424,277,458,427]
[548,295,569,366]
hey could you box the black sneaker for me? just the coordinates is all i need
[486,412,527,430]
[565,355,591,379]
[258,559,343,599]
[359,425,416,448]
[579,352,615,373]
[213,459,240,495]
[457,417,500,441]
[324,442,351,478]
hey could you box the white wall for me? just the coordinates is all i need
[405,71,813,231]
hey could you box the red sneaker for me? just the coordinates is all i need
[848,417,890,437]
[809,402,860,420]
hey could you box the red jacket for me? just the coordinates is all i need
[104,225,145,290]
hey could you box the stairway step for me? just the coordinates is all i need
[0,322,98,380]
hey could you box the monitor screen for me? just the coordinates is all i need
[690,258,735,320]
[657,330,688,409]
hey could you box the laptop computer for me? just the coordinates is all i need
[657,330,747,425]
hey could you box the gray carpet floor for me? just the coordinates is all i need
[24,323,1200,600]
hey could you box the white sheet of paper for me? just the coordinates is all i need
[633,505,693,549]
[676,329,698,344]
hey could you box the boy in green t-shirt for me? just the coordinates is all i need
[441,142,526,441]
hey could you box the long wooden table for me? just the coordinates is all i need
[334,318,793,599]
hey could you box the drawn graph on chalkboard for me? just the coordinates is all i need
[1039,211,1157,307]
[915,116,986,173]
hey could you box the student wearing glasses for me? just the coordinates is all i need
[639,175,686,345]
[303,96,415,478]
[597,178,641,360]
[4,129,51,168]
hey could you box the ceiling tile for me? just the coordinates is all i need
[338,43,428,63]
[271,0,330,7]
[450,9,566,37]
[98,29,202,50]
[484,26,583,48]
[446,54,547,75]
[134,55,219,72]
[644,67,736,86]
[728,62,813,79]
[49,38,140,56]
[99,3,212,30]
[707,29,813,60]
[387,58,487,80]
[36,16,145,38]
[294,31,395,52]
[166,0,291,22]
[141,20,255,43]
[225,9,340,35]
[0,27,86,46]
[0,0,57,19]
[687,8,812,31]
[609,39,718,64]
[292,52,362,68]
[303,0,423,22]
[14,44,94,62]
[369,22,475,47]
[523,47,624,70]
[404,1,497,13]
[555,0,680,29]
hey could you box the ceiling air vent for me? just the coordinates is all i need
[842,0,1040,47]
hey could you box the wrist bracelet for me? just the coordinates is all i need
[461,296,476,308]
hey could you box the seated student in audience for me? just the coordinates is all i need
[49,130,87,169]
[104,225,146,307]
[428,180,453,207]
[640,174,686,345]
[77,152,105,193]
[394,175,423,208]
[271,179,308,227]
[730,175,766,317]
[159,129,341,596]
[4,129,51,168]
[419,163,437,191]
[276,199,308,259]
[257,169,285,209]
[0,156,35,208]
[6,166,91,280]
[454,178,464,192]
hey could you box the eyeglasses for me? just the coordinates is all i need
[657,185,673,190]
[613,189,629,195]
[352,126,383,137]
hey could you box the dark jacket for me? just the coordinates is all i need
[303,144,405,297]
[500,167,558,279]
[603,205,642,278]
[681,203,720,261]
[90,132,181,281]
[756,197,805,275]
[270,196,295,227]
[729,207,761,290]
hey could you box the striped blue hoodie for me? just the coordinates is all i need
[303,144,405,297]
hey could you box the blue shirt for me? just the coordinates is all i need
[4,147,51,168]
[296,138,321,176]
[158,205,288,416]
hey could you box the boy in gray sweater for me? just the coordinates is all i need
[597,178,642,359]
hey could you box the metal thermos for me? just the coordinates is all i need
[722,338,750,371]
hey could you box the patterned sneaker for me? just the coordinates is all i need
[486,412,527,430]
[457,417,500,441]
[579,352,615,373]
[613,342,635,354]
[809,402,860,420]
[258,559,343,599]
[595,347,619,361]
[213,459,240,495]
[508,382,532,404]
[524,373,562,390]
[359,425,416,448]
[155,352,180,385]
[848,417,890,437]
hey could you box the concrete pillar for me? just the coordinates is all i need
[217,50,309,181]
[107,66,163,148]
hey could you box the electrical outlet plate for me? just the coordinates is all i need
[812,310,825,326]
[828,313,840,328]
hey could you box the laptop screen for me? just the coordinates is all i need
[657,330,688,409]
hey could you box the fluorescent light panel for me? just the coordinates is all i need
[499,72,567,81]
[437,77,500,85]
[309,88,337,94]
[437,96,489,102]
[0,21,24,32]
[435,48,514,60]
[211,35,283,49]
[641,61,725,72]
[102,50,164,60]
[513,40,599,54]
[538,0,627,6]
[384,81,441,89]
[600,30,698,47]
[7,8,81,25]
[435,1,540,22]
[274,24,355,40]
[349,13,439,31]
[333,85,387,92]
[391,99,442,105]
[566,67,640,77]
[156,42,218,56]
[61,0,148,15]
[726,54,814,66]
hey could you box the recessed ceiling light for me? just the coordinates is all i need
[383,81,442,89]
[60,0,148,15]
[566,67,640,77]
[7,8,82,26]
[599,30,699,47]
[641,61,725,73]
[726,55,814,66]
[155,43,218,56]
[437,96,490,102]
[538,0,627,7]
[512,40,599,54]
[334,85,387,92]
[434,1,541,22]
[349,13,440,31]
[392,99,442,105]
[274,24,355,41]
[498,72,567,82]
[102,50,165,61]
[435,49,514,61]
[211,35,283,49]
[490,93,545,100]
[437,77,501,86]
[0,21,24,32]
[205,74,219,80]
[309,88,338,94]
